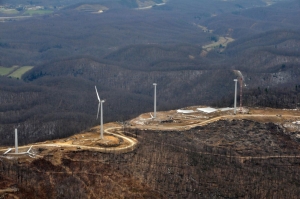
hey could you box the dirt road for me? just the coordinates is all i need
[1,111,300,156]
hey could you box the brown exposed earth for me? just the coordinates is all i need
[1,106,300,198]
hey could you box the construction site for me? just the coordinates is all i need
[1,106,300,198]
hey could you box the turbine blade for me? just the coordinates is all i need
[27,146,33,153]
[95,86,100,101]
[97,103,100,119]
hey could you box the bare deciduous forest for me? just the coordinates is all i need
[1,0,300,197]
[2,120,300,198]
[0,0,299,145]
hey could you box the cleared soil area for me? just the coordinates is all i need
[129,106,300,131]
[1,106,300,158]
[0,122,137,161]
[2,106,300,198]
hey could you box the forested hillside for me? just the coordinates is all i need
[0,0,300,145]
[2,119,300,198]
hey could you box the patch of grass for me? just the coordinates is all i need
[0,9,19,14]
[76,4,108,12]
[0,66,18,76]
[202,36,234,52]
[9,66,34,79]
[24,10,53,15]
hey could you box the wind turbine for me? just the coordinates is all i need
[234,79,238,114]
[233,70,246,112]
[15,128,18,153]
[153,83,157,118]
[95,86,105,139]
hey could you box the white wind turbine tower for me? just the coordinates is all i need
[15,128,18,153]
[234,79,238,114]
[153,83,157,118]
[233,70,246,112]
[95,86,105,139]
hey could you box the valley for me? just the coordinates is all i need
[0,0,300,197]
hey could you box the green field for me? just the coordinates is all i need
[0,9,19,14]
[24,10,53,15]
[8,66,34,79]
[0,66,18,76]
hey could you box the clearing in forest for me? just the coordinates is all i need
[195,24,213,33]
[0,8,19,15]
[75,4,109,13]
[202,36,234,52]
[0,66,18,76]
[8,66,34,79]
